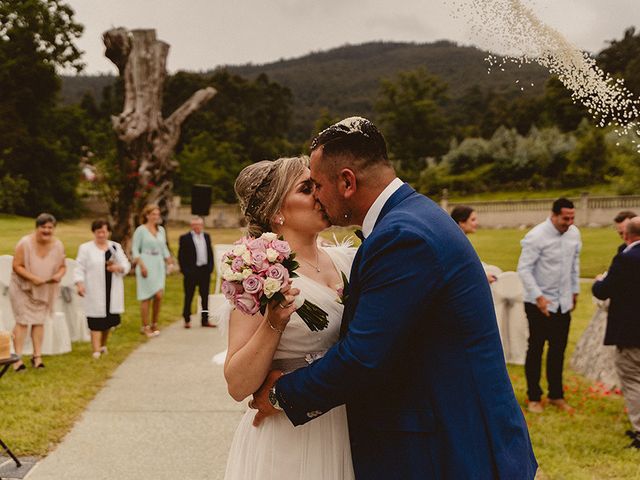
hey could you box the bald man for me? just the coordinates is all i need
[178,217,214,328]
[593,217,640,449]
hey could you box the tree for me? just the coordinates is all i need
[565,119,609,185]
[375,68,451,182]
[102,28,216,247]
[0,0,84,216]
[538,77,587,132]
[167,70,294,202]
[598,27,640,97]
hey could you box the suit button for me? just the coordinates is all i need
[306,410,322,418]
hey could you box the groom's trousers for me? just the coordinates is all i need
[524,303,571,401]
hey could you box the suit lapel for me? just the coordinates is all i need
[373,183,415,230]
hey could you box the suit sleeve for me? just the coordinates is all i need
[206,233,214,273]
[276,229,442,426]
[592,253,625,300]
[178,235,187,273]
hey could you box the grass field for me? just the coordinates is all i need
[447,184,617,203]
[0,215,637,478]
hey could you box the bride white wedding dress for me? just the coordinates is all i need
[224,245,356,480]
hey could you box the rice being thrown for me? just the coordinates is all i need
[445,0,640,152]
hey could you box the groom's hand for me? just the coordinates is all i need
[251,370,284,427]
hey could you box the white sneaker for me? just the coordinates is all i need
[92,351,101,360]
[100,346,108,355]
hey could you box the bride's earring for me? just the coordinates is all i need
[278,216,285,225]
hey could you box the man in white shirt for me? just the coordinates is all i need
[517,198,582,413]
[178,217,214,328]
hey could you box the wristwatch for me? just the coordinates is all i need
[269,386,283,411]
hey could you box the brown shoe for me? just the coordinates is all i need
[527,401,544,413]
[548,398,575,413]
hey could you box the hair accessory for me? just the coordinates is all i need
[241,161,278,217]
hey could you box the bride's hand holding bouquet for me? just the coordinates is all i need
[221,232,329,332]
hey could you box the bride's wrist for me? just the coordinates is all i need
[266,316,285,334]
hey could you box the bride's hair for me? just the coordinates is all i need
[235,156,309,237]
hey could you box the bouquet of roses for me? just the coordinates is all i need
[220,232,329,331]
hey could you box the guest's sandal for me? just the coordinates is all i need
[31,355,45,368]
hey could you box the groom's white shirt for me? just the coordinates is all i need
[361,177,404,239]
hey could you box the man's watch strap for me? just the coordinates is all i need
[269,386,283,411]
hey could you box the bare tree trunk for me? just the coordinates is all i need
[102,28,216,250]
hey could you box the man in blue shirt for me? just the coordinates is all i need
[517,198,582,413]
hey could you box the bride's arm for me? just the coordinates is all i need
[224,293,298,402]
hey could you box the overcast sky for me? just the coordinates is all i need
[66,0,639,74]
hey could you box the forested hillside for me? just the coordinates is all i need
[61,41,549,141]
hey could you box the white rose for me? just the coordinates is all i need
[221,264,234,281]
[232,272,245,282]
[242,269,253,279]
[242,251,251,263]
[232,244,248,256]
[266,248,278,262]
[263,277,282,298]
[261,232,278,242]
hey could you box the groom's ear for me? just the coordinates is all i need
[339,168,357,199]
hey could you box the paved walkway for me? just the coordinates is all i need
[26,321,242,480]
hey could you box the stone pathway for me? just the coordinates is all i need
[21,321,242,480]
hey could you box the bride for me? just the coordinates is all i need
[223,156,356,479]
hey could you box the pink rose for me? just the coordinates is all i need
[271,239,291,260]
[235,292,260,315]
[221,280,243,301]
[231,256,245,272]
[242,274,264,295]
[266,264,289,284]
[251,250,270,273]
[248,238,267,252]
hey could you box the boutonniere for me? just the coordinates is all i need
[336,271,350,305]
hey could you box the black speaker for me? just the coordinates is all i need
[191,184,212,216]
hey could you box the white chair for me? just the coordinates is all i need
[196,244,234,323]
[491,271,529,365]
[0,256,15,333]
[55,259,90,342]
[0,255,13,286]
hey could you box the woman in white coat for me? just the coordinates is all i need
[74,220,131,359]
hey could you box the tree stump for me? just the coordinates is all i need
[570,299,620,389]
[102,28,216,249]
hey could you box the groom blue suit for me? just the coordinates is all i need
[275,184,537,479]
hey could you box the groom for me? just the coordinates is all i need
[253,117,537,479]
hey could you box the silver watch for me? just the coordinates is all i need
[269,386,283,411]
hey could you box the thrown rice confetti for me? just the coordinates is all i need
[445,0,640,152]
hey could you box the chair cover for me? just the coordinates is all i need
[491,271,529,365]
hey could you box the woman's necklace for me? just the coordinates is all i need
[298,248,320,273]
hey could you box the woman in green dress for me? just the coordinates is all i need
[131,204,174,337]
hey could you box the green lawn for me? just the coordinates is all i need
[0,216,637,478]
[469,226,621,279]
[447,184,617,203]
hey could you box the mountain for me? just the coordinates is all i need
[60,40,550,141]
